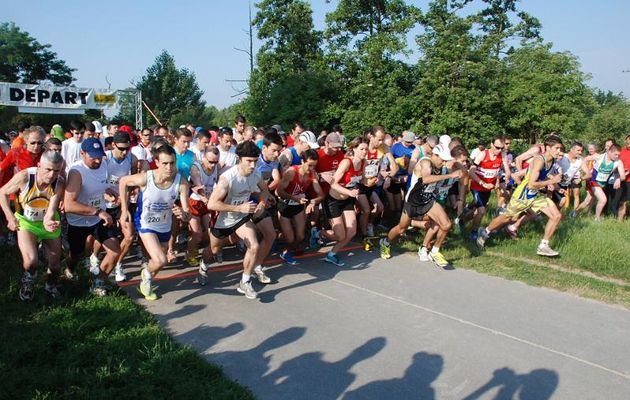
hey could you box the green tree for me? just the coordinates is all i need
[134,50,205,126]
[244,0,333,130]
[585,91,630,143]
[0,22,75,85]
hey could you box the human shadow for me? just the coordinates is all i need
[257,336,387,400]
[463,367,559,400]
[209,326,308,386]
[173,322,245,354]
[343,351,443,400]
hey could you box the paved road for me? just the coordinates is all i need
[121,245,630,399]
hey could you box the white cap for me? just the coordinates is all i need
[92,121,103,133]
[439,135,451,147]
[298,130,319,149]
[433,144,453,161]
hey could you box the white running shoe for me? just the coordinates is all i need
[237,280,258,299]
[418,247,430,262]
[536,243,559,257]
[114,263,126,282]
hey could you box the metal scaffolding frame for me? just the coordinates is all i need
[117,89,143,130]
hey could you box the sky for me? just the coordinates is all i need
[4,0,630,110]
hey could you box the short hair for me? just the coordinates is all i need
[588,142,599,151]
[263,130,283,147]
[175,128,192,139]
[605,138,616,144]
[196,129,211,140]
[40,150,64,164]
[544,134,563,147]
[84,122,96,133]
[570,141,584,150]
[17,121,30,132]
[332,124,342,134]
[154,144,176,160]
[300,149,319,162]
[371,125,386,136]
[492,135,505,144]
[425,135,438,147]
[219,127,233,137]
[104,137,114,147]
[46,137,62,148]
[292,121,304,132]
[141,127,153,135]
[235,114,246,124]
[156,125,169,133]
[608,143,621,152]
[70,120,83,131]
[26,126,46,137]
[451,145,469,159]
[204,145,220,157]
[347,136,369,150]
[236,140,261,158]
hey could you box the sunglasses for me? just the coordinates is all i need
[29,141,44,145]
[115,145,131,152]
[206,160,219,165]
[493,145,504,150]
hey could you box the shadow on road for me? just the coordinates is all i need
[462,367,559,400]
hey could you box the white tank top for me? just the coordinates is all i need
[66,161,109,227]
[214,166,261,229]
[105,150,132,208]
[190,161,218,201]
[136,171,181,233]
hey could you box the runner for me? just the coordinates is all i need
[387,131,417,217]
[319,137,369,267]
[477,135,564,256]
[217,127,238,174]
[618,134,630,220]
[276,149,325,264]
[0,151,65,300]
[578,143,626,220]
[0,126,46,184]
[279,130,319,168]
[64,138,121,295]
[119,145,191,300]
[497,136,516,210]
[187,146,219,281]
[379,144,463,267]
[191,129,211,162]
[286,122,305,148]
[557,141,584,216]
[466,135,511,241]
[131,127,154,171]
[232,115,247,143]
[206,141,273,299]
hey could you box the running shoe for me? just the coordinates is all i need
[379,238,391,260]
[44,282,61,299]
[198,262,209,286]
[215,250,224,263]
[429,251,449,268]
[309,228,321,249]
[280,250,298,265]
[19,272,36,301]
[89,254,99,269]
[569,210,576,219]
[418,247,430,262]
[90,279,107,297]
[254,267,271,284]
[476,228,489,248]
[363,237,372,252]
[114,263,126,282]
[139,269,157,301]
[470,230,478,242]
[186,253,199,267]
[324,252,346,267]
[536,243,559,257]
[63,268,77,282]
[237,280,258,299]
[505,224,518,240]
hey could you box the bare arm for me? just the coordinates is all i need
[267,167,282,192]
[417,159,462,184]
[0,170,28,229]
[206,175,256,214]
[63,170,96,215]
[119,172,147,220]
[278,149,293,169]
[43,178,65,232]
[331,159,358,198]
[515,146,541,171]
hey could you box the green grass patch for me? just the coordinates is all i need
[0,247,253,400]
[395,213,630,308]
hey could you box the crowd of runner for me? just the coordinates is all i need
[0,118,628,301]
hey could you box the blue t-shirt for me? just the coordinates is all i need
[176,149,195,180]
[391,142,415,176]
[255,154,280,183]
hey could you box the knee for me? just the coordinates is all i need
[154,253,167,268]
[22,253,37,269]
[441,219,452,232]
[296,231,305,243]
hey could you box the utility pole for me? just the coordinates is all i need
[229,1,255,97]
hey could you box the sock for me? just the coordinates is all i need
[242,273,251,283]
[420,246,428,253]
[484,228,490,235]
[382,238,389,246]
[142,268,152,280]
[540,239,549,246]
[431,247,440,254]
[254,265,263,273]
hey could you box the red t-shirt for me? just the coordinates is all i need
[287,135,295,148]
[0,148,42,175]
[619,147,630,182]
[315,148,344,195]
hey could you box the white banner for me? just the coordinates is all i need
[0,82,120,110]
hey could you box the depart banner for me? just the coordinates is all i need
[0,82,120,110]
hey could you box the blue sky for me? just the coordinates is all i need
[4,0,630,109]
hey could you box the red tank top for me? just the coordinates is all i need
[471,150,503,192]
[340,158,364,187]
[285,165,314,197]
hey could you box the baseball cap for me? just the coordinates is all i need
[92,121,103,133]
[271,124,285,135]
[432,144,453,161]
[298,130,319,149]
[81,138,106,158]
[113,131,131,144]
[402,131,416,143]
[439,135,451,147]
[325,132,343,148]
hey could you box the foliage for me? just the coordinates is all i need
[0,22,75,85]
[133,50,205,127]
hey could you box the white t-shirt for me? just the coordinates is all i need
[61,139,82,173]
[219,146,237,174]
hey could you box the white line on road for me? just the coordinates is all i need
[294,265,630,381]
[309,289,338,301]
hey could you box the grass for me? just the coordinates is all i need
[396,212,630,308]
[0,247,254,400]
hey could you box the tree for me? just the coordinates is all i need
[585,91,630,143]
[134,50,205,126]
[0,22,75,85]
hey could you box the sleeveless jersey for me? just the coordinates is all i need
[471,150,503,192]
[190,161,218,201]
[135,171,182,233]
[214,166,262,229]
[591,154,618,186]
[66,160,109,227]
[340,158,365,188]
[405,157,441,206]
[513,155,555,200]
[365,147,386,178]
[289,147,302,166]
[17,167,59,221]
[284,165,315,205]
[255,154,281,183]
[105,150,133,208]
[436,164,458,202]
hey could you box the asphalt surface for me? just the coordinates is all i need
[121,244,630,399]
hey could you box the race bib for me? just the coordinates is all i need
[144,209,168,225]
[479,169,499,179]
[107,175,120,186]
[88,197,102,208]
[23,205,45,221]
[364,164,379,178]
